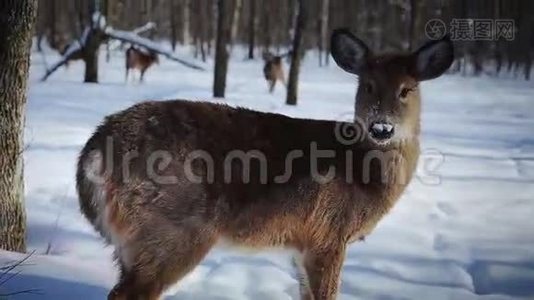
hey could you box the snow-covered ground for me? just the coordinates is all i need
[1,45,533,300]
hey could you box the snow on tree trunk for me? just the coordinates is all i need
[42,21,204,82]
[0,0,37,253]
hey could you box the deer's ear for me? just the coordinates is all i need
[411,36,454,81]
[331,28,369,75]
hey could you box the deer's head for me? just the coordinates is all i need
[331,29,453,145]
[262,51,274,62]
[150,51,159,65]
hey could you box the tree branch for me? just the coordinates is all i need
[40,29,87,82]
[105,28,205,71]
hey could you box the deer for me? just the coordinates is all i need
[262,51,289,93]
[76,28,453,300]
[125,46,159,83]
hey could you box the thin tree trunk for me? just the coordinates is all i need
[103,0,112,62]
[141,0,153,39]
[213,0,231,98]
[525,55,531,80]
[193,34,199,59]
[208,1,216,56]
[84,0,102,83]
[200,39,207,62]
[83,27,103,83]
[409,0,427,52]
[36,2,47,52]
[230,0,243,51]
[83,42,100,83]
[200,0,209,62]
[170,1,179,51]
[192,0,200,57]
[183,0,191,46]
[0,0,37,253]
[408,0,416,51]
[319,0,329,66]
[286,0,307,106]
[247,0,257,59]
[261,1,272,52]
[48,0,58,49]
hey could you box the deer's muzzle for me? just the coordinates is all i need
[369,121,395,142]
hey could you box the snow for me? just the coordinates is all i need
[1,45,534,299]
[42,19,202,82]
[132,22,157,35]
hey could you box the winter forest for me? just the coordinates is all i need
[36,0,534,86]
[1,0,534,299]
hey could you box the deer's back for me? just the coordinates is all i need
[263,58,283,81]
[126,48,156,69]
[78,100,377,249]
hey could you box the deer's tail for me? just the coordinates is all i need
[76,130,114,243]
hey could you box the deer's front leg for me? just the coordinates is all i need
[301,244,346,300]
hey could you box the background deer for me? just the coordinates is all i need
[76,29,453,300]
[125,45,159,83]
[262,51,289,93]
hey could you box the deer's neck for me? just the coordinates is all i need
[267,117,421,185]
[364,137,420,196]
[346,125,421,236]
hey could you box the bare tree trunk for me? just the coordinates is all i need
[141,0,153,39]
[213,0,232,98]
[408,0,427,51]
[192,0,200,58]
[83,38,100,83]
[207,1,216,56]
[84,0,103,83]
[319,0,329,66]
[247,0,257,59]
[200,0,209,62]
[103,0,112,62]
[36,2,47,52]
[83,27,103,83]
[193,34,199,59]
[170,0,179,51]
[525,54,531,80]
[260,1,273,52]
[48,0,58,49]
[230,0,243,50]
[183,0,191,46]
[0,0,37,253]
[286,0,307,106]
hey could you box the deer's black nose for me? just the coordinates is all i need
[369,121,394,140]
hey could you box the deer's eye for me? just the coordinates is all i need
[399,88,410,99]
